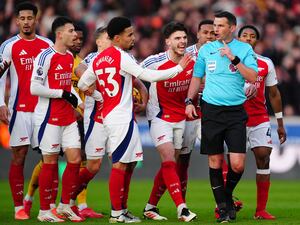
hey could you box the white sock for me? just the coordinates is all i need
[78,203,88,211]
[39,209,50,215]
[111,209,123,217]
[58,202,69,209]
[50,203,56,209]
[15,206,23,213]
[145,203,156,211]
[177,203,187,216]
[69,199,76,207]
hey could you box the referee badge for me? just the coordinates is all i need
[207,60,216,73]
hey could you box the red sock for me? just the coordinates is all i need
[9,164,24,207]
[39,163,57,210]
[256,181,270,212]
[176,162,189,202]
[148,168,166,206]
[50,164,59,205]
[122,170,133,209]
[109,168,125,211]
[162,161,184,207]
[71,167,96,200]
[222,159,228,185]
[61,163,80,204]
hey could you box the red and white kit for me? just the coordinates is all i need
[31,47,80,153]
[142,51,194,149]
[81,52,109,159]
[0,35,52,146]
[244,54,278,148]
[79,46,183,163]
[80,46,143,163]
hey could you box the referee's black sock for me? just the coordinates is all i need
[209,167,226,210]
[225,167,243,206]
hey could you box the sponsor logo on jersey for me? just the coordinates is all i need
[19,49,28,56]
[207,60,216,73]
[20,137,28,142]
[209,51,218,55]
[55,64,63,70]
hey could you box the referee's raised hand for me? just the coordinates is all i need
[219,40,235,60]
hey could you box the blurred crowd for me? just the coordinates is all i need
[0,0,300,115]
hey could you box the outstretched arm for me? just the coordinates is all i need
[122,53,192,82]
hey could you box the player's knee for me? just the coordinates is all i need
[88,166,99,174]
[256,155,270,169]
[208,155,223,168]
[11,153,26,165]
[87,162,101,174]
[68,156,82,164]
[230,163,245,173]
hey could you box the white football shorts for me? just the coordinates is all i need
[34,121,81,155]
[84,120,109,159]
[9,111,34,147]
[149,117,185,149]
[247,121,273,149]
[105,119,143,163]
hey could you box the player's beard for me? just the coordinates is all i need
[22,26,34,36]
[23,30,33,36]
[175,47,185,57]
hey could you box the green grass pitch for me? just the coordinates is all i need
[0,179,299,224]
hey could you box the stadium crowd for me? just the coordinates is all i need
[0,0,300,115]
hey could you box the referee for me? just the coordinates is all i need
[185,11,258,223]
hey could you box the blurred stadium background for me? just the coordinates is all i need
[0,0,300,180]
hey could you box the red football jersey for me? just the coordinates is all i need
[32,47,76,126]
[244,54,278,126]
[0,35,52,112]
[142,51,194,122]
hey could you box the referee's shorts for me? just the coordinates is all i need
[200,101,248,155]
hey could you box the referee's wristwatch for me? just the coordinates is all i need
[185,97,193,106]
